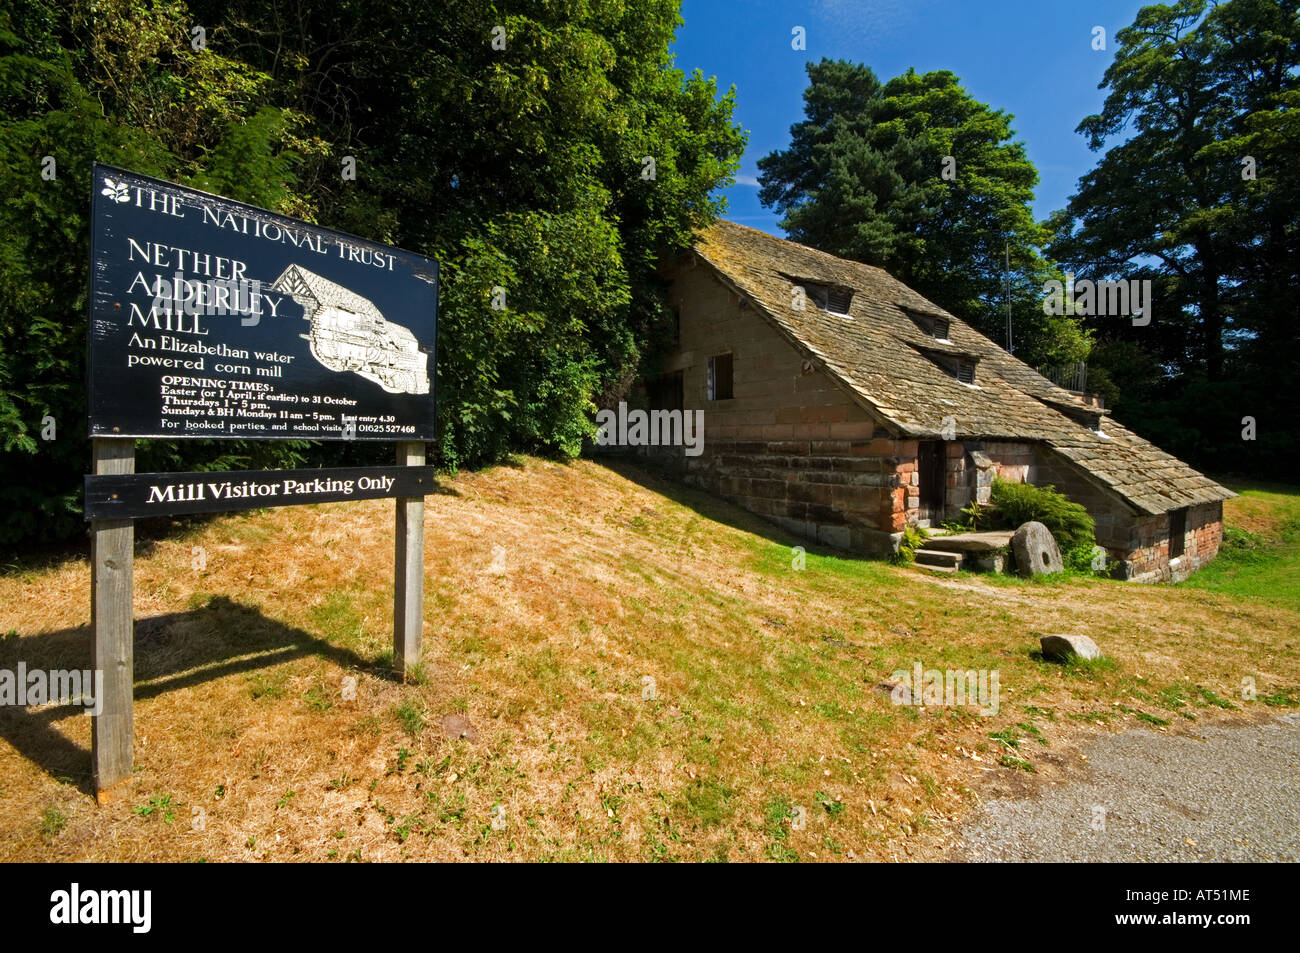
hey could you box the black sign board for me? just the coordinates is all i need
[87,164,437,441]
[85,465,436,520]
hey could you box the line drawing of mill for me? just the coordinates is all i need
[269,265,431,395]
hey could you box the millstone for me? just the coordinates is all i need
[1011,520,1063,575]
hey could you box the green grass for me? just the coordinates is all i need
[246,668,288,700]
[132,795,178,823]
[762,796,800,863]
[309,587,372,654]
[1056,654,1120,679]
[680,778,734,828]
[1260,688,1299,707]
[39,806,68,839]
[816,790,846,817]
[1180,483,1300,609]
[989,727,1023,749]
[303,682,333,712]
[392,699,426,735]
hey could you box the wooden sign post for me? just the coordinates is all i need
[83,165,438,799]
[393,441,426,681]
[90,438,136,797]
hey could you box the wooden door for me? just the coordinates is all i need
[917,441,946,526]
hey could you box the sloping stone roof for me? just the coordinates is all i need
[689,220,1234,516]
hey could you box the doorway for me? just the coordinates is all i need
[917,441,946,527]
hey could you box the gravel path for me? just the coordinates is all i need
[954,713,1300,862]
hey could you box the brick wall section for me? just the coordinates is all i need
[1180,503,1224,580]
[983,442,1034,484]
[945,440,1034,514]
[1118,503,1222,582]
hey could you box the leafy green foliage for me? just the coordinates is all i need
[890,524,927,565]
[1048,0,1300,481]
[944,500,993,533]
[758,59,1090,368]
[0,0,295,546]
[989,479,1096,553]
[0,0,745,548]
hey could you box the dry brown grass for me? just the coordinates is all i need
[0,458,1296,862]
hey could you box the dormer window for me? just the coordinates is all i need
[920,347,979,385]
[1040,395,1112,436]
[787,277,853,316]
[805,283,852,314]
[903,308,950,340]
[824,286,853,314]
[1065,408,1105,433]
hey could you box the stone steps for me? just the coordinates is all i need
[914,548,963,571]
[923,530,1015,553]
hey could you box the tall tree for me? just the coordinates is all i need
[758,59,1087,368]
[0,0,309,548]
[198,0,746,468]
[1049,0,1299,476]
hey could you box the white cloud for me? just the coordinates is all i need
[812,0,934,43]
[733,175,761,187]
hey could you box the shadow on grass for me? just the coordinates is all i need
[0,596,379,796]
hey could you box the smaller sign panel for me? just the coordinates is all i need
[85,466,436,520]
[88,164,437,441]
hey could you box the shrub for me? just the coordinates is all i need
[989,479,1096,552]
[890,524,927,565]
[1062,543,1106,575]
[948,499,995,532]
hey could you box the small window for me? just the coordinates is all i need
[707,353,733,401]
[792,279,852,315]
[920,348,978,384]
[904,309,949,340]
[1169,508,1187,559]
[825,287,853,314]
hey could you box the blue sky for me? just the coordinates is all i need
[670,0,1149,235]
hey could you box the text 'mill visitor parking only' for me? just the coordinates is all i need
[85,163,437,798]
